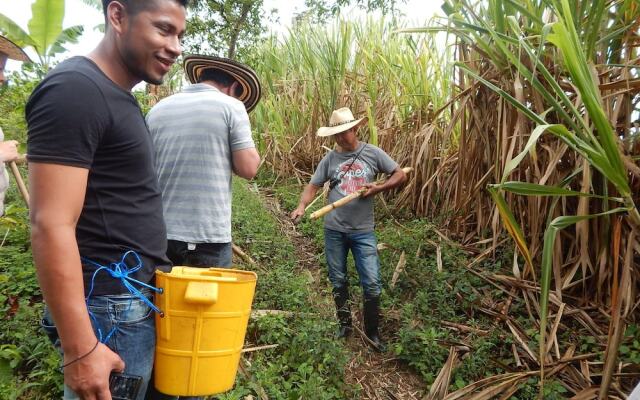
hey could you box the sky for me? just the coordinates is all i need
[0,0,443,73]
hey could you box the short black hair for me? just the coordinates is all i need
[198,68,242,97]
[102,0,189,18]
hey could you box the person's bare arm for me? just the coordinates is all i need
[29,163,124,399]
[290,183,321,223]
[232,147,260,179]
[362,166,407,198]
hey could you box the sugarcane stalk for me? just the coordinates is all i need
[305,185,328,211]
[232,243,257,265]
[310,189,365,220]
[310,167,412,220]
[9,160,29,207]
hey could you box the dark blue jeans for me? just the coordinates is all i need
[324,228,381,297]
[166,240,232,268]
[41,290,173,400]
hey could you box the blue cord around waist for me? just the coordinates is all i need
[82,250,163,343]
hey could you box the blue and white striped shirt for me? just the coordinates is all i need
[147,83,254,243]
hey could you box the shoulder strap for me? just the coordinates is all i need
[329,143,368,190]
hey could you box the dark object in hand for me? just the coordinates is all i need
[109,372,142,400]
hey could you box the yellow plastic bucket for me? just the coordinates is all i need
[153,267,257,396]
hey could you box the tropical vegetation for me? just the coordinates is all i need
[1,0,639,398]
[0,0,83,68]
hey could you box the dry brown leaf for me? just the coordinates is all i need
[425,347,459,400]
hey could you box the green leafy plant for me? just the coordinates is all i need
[0,0,84,68]
[410,1,640,395]
[619,325,640,365]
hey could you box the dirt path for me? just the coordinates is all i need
[257,187,426,400]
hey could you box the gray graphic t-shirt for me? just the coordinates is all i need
[310,143,398,233]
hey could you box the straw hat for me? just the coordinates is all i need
[316,107,365,137]
[183,54,261,113]
[0,35,31,62]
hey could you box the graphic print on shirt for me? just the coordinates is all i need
[334,159,372,196]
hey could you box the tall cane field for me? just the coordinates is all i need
[251,1,640,397]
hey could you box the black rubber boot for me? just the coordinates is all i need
[363,296,386,352]
[333,286,352,338]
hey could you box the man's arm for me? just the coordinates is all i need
[362,166,407,198]
[232,147,260,179]
[290,183,321,223]
[29,163,124,399]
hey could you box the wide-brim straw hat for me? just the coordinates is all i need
[0,35,31,62]
[316,107,366,137]
[183,54,261,113]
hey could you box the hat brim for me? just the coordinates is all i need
[184,54,261,113]
[316,117,366,137]
[0,36,31,63]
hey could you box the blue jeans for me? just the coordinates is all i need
[324,228,381,297]
[41,290,176,400]
[167,240,232,268]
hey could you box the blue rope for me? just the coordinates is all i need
[82,250,163,343]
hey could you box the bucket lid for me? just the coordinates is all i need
[157,266,257,282]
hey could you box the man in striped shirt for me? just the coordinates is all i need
[147,56,260,269]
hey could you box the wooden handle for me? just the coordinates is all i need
[9,161,29,207]
[14,154,27,165]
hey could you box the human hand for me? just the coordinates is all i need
[361,183,381,198]
[64,341,125,400]
[290,206,305,224]
[0,140,19,163]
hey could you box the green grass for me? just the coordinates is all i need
[0,176,357,399]
[0,171,609,399]
[217,178,356,399]
[0,184,62,399]
[256,171,571,398]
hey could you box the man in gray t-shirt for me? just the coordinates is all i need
[291,107,407,352]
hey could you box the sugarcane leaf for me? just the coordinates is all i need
[366,104,377,147]
[491,182,623,202]
[460,53,630,194]
[488,187,534,274]
[505,18,587,136]
[456,63,545,125]
[547,0,630,195]
[502,124,550,182]
[539,207,630,363]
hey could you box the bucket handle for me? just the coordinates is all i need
[184,281,219,305]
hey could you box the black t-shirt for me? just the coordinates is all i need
[26,57,171,295]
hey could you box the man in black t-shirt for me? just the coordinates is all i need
[26,1,187,399]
